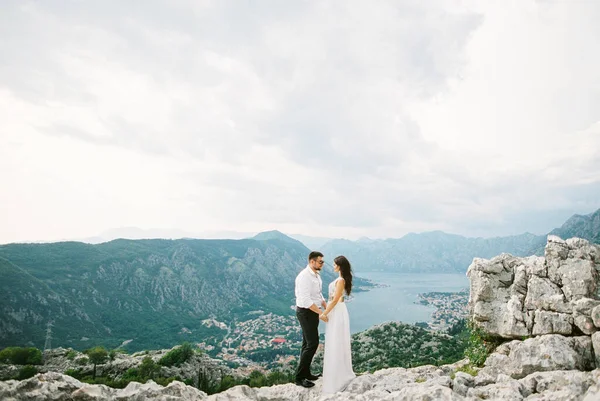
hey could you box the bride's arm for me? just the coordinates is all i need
[321,279,345,320]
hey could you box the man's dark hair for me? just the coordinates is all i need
[308,251,324,261]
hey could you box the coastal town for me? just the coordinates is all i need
[416,288,469,331]
[197,312,303,373]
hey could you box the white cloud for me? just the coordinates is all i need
[0,0,599,243]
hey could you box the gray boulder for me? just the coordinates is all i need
[468,236,600,338]
[480,335,594,380]
[0,372,208,401]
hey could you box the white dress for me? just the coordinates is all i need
[322,277,356,394]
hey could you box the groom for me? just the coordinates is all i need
[294,251,327,388]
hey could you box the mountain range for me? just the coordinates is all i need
[23,209,599,274]
[0,233,370,352]
[318,208,600,273]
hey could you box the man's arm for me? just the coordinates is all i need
[296,273,322,314]
[319,277,327,309]
[308,303,322,315]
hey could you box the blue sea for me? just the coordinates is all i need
[326,272,469,334]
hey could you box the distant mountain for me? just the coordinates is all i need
[526,208,600,256]
[0,233,364,352]
[9,227,255,245]
[287,234,333,251]
[321,208,600,273]
[252,230,306,247]
[321,231,545,273]
[549,209,600,244]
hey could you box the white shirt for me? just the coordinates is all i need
[295,265,326,309]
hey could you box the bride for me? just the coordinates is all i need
[319,255,356,394]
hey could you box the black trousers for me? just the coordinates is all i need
[295,307,319,381]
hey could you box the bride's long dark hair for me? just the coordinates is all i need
[334,255,353,296]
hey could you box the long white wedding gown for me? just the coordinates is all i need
[322,277,356,394]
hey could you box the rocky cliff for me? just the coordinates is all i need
[2,235,600,400]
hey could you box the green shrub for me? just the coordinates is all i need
[248,370,267,388]
[158,343,194,367]
[0,347,43,365]
[76,356,89,366]
[457,364,479,376]
[138,356,160,380]
[121,367,140,382]
[64,369,83,379]
[266,370,292,385]
[155,376,178,386]
[218,375,237,392]
[66,350,77,361]
[463,320,502,367]
[17,365,38,380]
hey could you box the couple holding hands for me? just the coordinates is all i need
[294,251,356,395]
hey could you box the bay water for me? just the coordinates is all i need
[340,272,469,334]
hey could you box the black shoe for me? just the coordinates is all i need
[306,373,321,381]
[295,379,315,388]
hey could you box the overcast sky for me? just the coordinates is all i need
[1,0,599,244]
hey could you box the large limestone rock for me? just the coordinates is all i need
[0,372,208,400]
[480,335,594,380]
[583,370,600,401]
[468,236,600,338]
[519,370,598,399]
[0,372,83,400]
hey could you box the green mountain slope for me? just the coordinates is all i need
[0,235,352,351]
[0,257,98,347]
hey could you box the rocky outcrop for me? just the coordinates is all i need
[2,362,599,400]
[468,235,600,338]
[477,334,594,381]
[459,235,600,400]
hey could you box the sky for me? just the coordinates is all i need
[1,0,599,244]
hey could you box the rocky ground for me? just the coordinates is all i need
[0,346,231,386]
[1,353,599,400]
[2,235,600,400]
